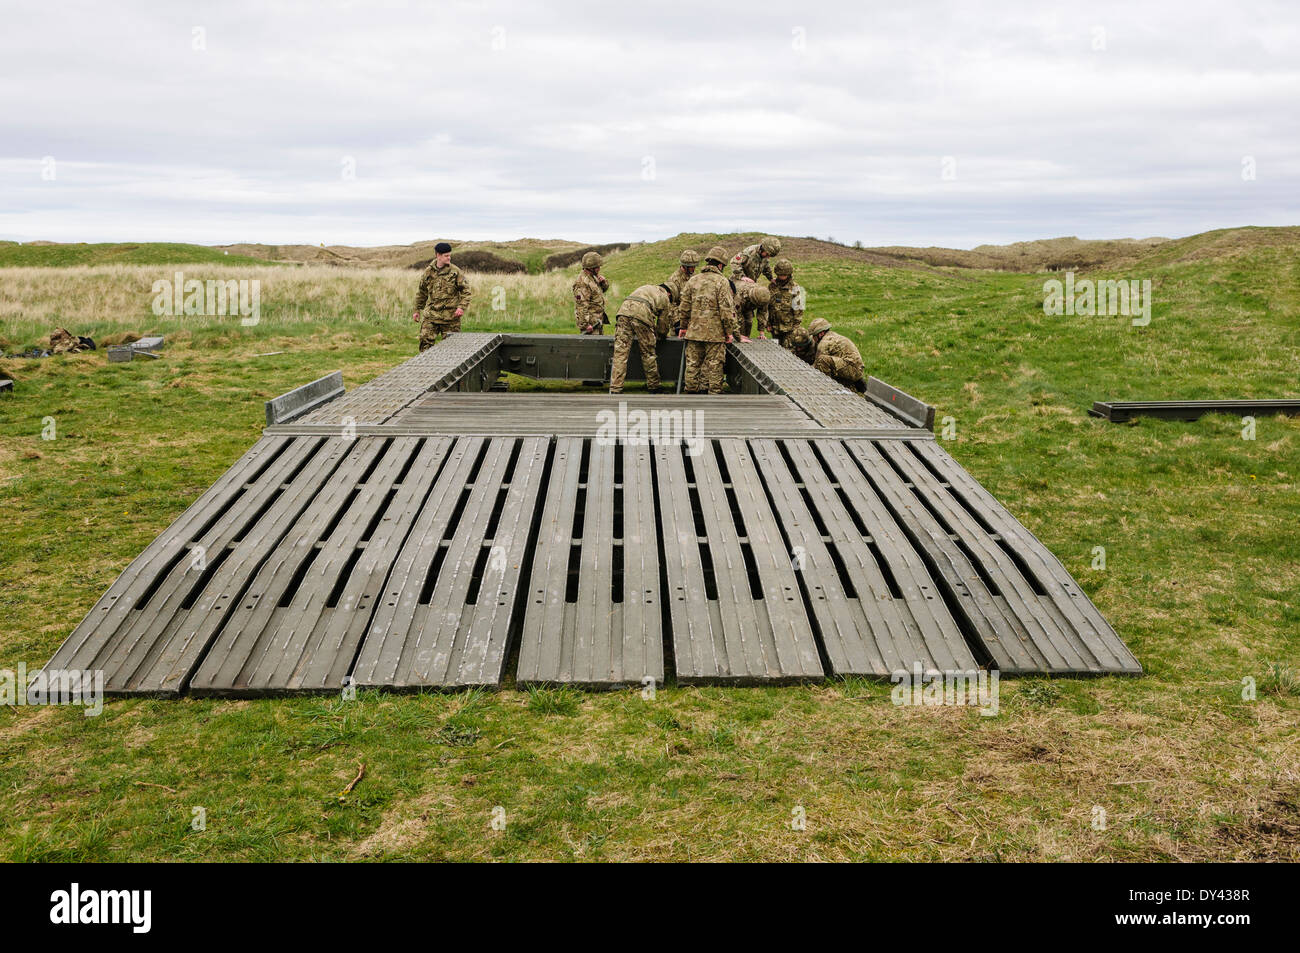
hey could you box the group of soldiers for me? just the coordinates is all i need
[411,237,866,396]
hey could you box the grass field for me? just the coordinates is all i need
[1,230,1297,861]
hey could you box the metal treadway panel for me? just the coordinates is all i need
[39,435,349,695]
[299,333,502,425]
[655,438,824,683]
[189,437,455,695]
[397,393,820,434]
[752,438,977,676]
[898,440,1140,674]
[516,439,664,689]
[37,332,1140,696]
[350,435,548,690]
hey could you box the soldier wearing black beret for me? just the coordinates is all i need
[412,242,471,350]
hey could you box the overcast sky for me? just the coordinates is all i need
[2,0,1296,248]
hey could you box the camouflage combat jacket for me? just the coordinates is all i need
[678,264,737,343]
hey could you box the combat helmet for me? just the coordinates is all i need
[581,251,603,270]
[705,245,729,265]
[808,317,831,336]
[772,257,794,278]
[786,326,813,357]
[751,286,771,305]
[679,249,701,267]
[759,237,782,257]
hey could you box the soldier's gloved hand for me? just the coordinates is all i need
[739,335,751,343]
[726,334,735,343]
[741,277,754,283]
[677,330,686,338]
[453,308,464,318]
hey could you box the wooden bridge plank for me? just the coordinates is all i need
[655,440,725,679]
[189,437,421,695]
[810,440,975,673]
[351,436,547,688]
[350,437,485,688]
[718,440,823,679]
[446,436,549,687]
[37,436,292,689]
[754,439,958,675]
[874,440,1093,671]
[285,437,456,692]
[517,438,582,684]
[110,437,355,694]
[908,441,1140,674]
[839,439,1044,673]
[619,441,664,688]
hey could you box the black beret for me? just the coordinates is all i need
[434,242,452,254]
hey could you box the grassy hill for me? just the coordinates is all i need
[864,225,1300,273]
[214,238,589,273]
[8,226,1294,276]
[0,226,1297,861]
[0,242,272,268]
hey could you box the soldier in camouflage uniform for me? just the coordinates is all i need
[573,251,610,335]
[807,317,866,392]
[732,282,770,339]
[729,236,781,283]
[766,257,805,348]
[412,242,471,351]
[785,325,815,364]
[666,249,699,294]
[677,246,737,394]
[663,249,700,335]
[610,283,676,394]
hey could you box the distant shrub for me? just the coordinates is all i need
[543,243,632,271]
[410,250,525,273]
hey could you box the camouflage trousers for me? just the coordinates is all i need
[419,312,460,351]
[813,354,866,391]
[610,317,660,393]
[683,340,726,395]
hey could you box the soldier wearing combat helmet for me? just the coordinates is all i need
[808,317,866,392]
[669,248,700,288]
[412,241,471,351]
[766,256,806,348]
[732,281,771,339]
[729,236,781,283]
[785,325,815,364]
[676,245,737,394]
[573,251,610,335]
[610,282,676,394]
[663,248,701,334]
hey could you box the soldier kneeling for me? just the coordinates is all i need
[785,326,815,364]
[807,318,866,393]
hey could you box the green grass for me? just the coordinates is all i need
[0,242,273,268]
[1,230,1297,861]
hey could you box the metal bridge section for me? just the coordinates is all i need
[37,333,1140,697]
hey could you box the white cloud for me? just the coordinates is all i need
[0,0,1296,247]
